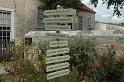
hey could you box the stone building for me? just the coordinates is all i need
[0,0,41,44]
[77,4,96,30]
[0,0,95,44]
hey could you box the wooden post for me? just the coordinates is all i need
[55,30,60,82]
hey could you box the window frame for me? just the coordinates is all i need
[0,7,14,41]
[37,7,45,29]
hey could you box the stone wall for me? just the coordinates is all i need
[78,11,95,30]
[0,0,40,43]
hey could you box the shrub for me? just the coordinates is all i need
[92,47,124,82]
[68,37,97,81]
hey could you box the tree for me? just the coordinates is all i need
[39,0,123,17]
[118,22,124,26]
[90,0,124,17]
[39,0,82,10]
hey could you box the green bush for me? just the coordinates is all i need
[92,48,124,82]
[68,37,97,81]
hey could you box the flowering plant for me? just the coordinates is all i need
[92,44,124,82]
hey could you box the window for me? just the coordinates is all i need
[0,31,2,36]
[87,18,91,28]
[25,38,32,45]
[68,23,72,29]
[37,7,45,29]
[78,16,83,30]
[78,16,83,23]
[0,10,11,45]
[79,24,82,30]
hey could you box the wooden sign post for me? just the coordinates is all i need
[44,7,76,82]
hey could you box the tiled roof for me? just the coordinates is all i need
[79,3,96,14]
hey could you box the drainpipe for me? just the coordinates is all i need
[24,0,28,58]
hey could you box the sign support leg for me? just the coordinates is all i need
[55,30,60,82]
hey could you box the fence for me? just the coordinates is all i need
[0,40,15,62]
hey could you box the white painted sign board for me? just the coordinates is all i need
[46,33,68,39]
[45,55,70,64]
[59,41,68,47]
[44,8,76,16]
[47,69,70,80]
[50,41,58,47]
[50,41,68,47]
[46,62,69,72]
[45,25,70,31]
[46,48,69,57]
[44,17,74,23]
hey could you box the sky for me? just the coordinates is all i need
[82,0,124,23]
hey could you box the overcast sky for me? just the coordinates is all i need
[82,0,124,23]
